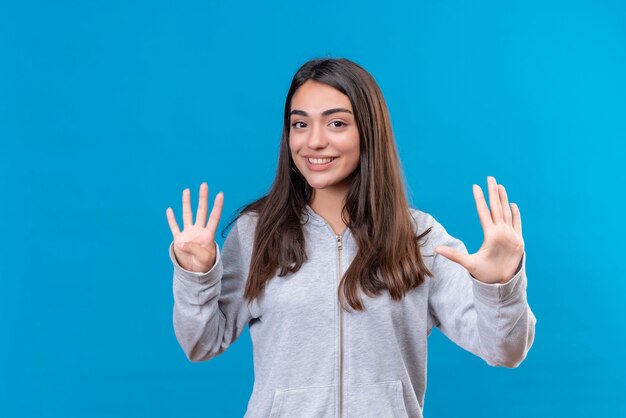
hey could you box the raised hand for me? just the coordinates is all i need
[434,176,525,284]
[166,182,224,273]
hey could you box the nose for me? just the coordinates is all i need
[306,122,328,149]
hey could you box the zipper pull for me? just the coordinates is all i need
[337,234,342,251]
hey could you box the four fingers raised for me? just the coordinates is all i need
[166,183,223,239]
[169,179,520,244]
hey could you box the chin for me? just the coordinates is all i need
[306,181,331,190]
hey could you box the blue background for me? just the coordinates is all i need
[2,0,625,417]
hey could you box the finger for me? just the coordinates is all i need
[166,207,181,236]
[182,188,193,228]
[206,191,225,239]
[473,183,494,231]
[434,245,472,269]
[498,184,512,226]
[195,182,209,227]
[488,176,504,224]
[510,202,523,235]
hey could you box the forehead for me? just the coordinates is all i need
[290,80,352,113]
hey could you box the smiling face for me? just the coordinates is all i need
[289,80,360,198]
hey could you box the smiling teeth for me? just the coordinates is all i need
[308,157,335,164]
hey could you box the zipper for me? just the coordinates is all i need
[336,233,343,418]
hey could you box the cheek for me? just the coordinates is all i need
[289,140,304,169]
[289,135,303,153]
[343,135,360,168]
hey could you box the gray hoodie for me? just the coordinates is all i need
[170,205,536,418]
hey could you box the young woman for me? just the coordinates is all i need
[165,58,536,418]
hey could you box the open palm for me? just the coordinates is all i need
[166,182,224,273]
[434,176,525,284]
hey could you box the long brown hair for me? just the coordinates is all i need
[222,57,433,312]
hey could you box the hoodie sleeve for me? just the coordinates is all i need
[426,214,537,368]
[170,219,252,362]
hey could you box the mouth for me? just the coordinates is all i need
[304,156,337,170]
[306,156,337,165]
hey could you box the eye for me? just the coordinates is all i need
[330,121,346,128]
[291,121,306,129]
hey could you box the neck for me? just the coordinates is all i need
[308,184,350,232]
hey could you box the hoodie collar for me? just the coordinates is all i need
[303,204,353,242]
[303,204,327,226]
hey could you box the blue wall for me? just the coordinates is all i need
[2,1,625,417]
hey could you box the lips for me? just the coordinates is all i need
[304,156,337,171]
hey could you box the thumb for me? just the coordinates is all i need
[176,241,212,264]
[434,245,470,268]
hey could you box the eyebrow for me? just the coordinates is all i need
[289,108,353,117]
